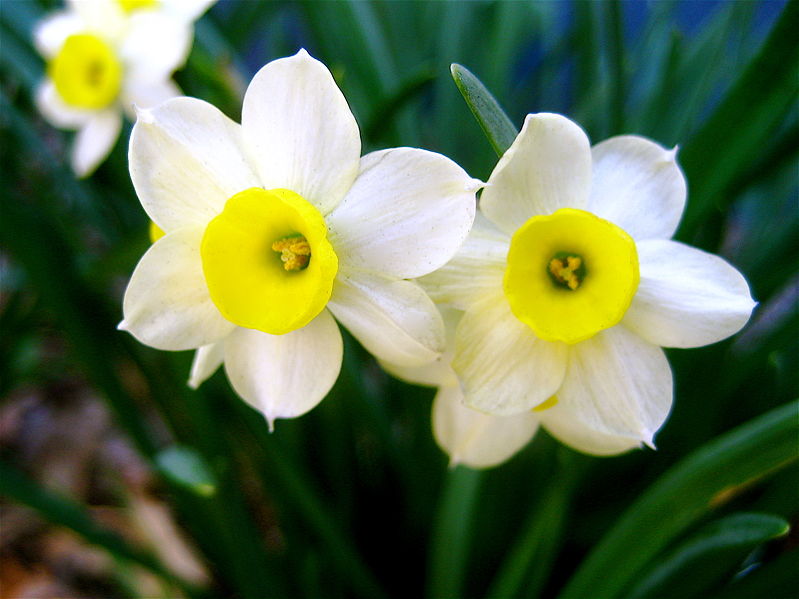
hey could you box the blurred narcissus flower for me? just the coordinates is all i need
[33,0,214,177]
[421,113,756,452]
[119,50,479,428]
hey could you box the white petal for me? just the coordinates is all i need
[327,269,445,368]
[67,0,126,38]
[120,226,235,350]
[129,97,260,231]
[433,385,539,469]
[121,77,182,117]
[623,240,756,348]
[241,49,361,215]
[379,308,462,388]
[538,402,642,456]
[121,12,192,80]
[163,0,216,21]
[327,148,479,279]
[223,310,343,427]
[188,343,224,389]
[418,213,508,310]
[72,109,122,177]
[480,113,592,235]
[453,293,568,415]
[33,11,83,58]
[588,136,686,241]
[557,326,672,445]
[35,81,94,129]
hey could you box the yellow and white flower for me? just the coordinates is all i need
[33,0,214,176]
[119,50,479,428]
[422,113,756,452]
[383,308,638,468]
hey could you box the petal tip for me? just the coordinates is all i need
[134,104,155,124]
[117,320,129,331]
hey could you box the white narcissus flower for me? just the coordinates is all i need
[119,50,479,429]
[33,0,215,177]
[383,308,636,469]
[421,113,756,453]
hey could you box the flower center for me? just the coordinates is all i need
[272,235,311,271]
[201,188,338,335]
[49,34,122,110]
[118,0,158,13]
[547,253,585,290]
[503,208,639,344]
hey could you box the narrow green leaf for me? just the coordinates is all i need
[710,547,799,599]
[156,445,217,497]
[426,466,483,599]
[486,450,584,599]
[605,0,627,135]
[558,400,799,599]
[450,63,518,157]
[679,0,799,237]
[628,512,790,598]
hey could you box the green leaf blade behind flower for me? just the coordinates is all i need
[678,0,799,238]
[450,63,518,157]
[558,400,799,599]
[627,512,790,599]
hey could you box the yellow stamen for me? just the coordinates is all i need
[272,235,311,271]
[532,396,559,412]
[548,256,582,290]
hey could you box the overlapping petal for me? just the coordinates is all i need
[241,49,361,215]
[188,343,225,389]
[35,82,94,129]
[223,310,343,428]
[556,326,672,445]
[120,226,235,351]
[122,77,182,117]
[327,269,445,368]
[120,12,192,80]
[588,136,686,241]
[72,109,122,177]
[453,293,568,415]
[417,213,508,310]
[623,240,756,348]
[433,385,539,469]
[480,113,592,235]
[327,147,479,279]
[538,402,642,456]
[33,11,82,58]
[129,97,260,231]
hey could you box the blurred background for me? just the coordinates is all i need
[1,1,797,598]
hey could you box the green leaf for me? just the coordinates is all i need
[156,445,217,497]
[485,449,584,599]
[678,0,799,237]
[426,466,483,599]
[628,512,790,598]
[450,63,518,157]
[558,400,799,599]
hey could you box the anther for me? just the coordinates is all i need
[272,235,311,271]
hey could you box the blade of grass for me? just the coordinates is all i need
[605,0,626,135]
[558,400,799,599]
[426,466,483,599]
[450,63,518,157]
[627,512,790,598]
[678,0,799,238]
[485,449,584,599]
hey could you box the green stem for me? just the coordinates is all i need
[426,466,484,599]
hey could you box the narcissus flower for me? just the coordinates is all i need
[422,113,755,451]
[119,50,478,428]
[383,308,638,468]
[33,0,214,176]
